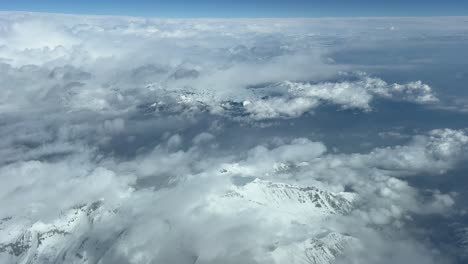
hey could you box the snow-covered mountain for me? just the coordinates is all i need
[1,179,357,264]
[212,178,355,217]
[271,232,359,264]
[207,178,358,263]
[0,202,120,264]
[454,224,468,258]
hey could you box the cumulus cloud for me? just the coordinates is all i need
[243,76,438,119]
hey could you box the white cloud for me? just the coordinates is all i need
[0,12,466,264]
[243,76,438,120]
[0,20,78,50]
[1,127,464,263]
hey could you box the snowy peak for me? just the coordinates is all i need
[271,232,359,264]
[204,179,358,264]
[208,178,356,223]
[455,225,468,256]
[0,201,117,264]
[225,178,355,215]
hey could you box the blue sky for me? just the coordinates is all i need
[0,0,467,17]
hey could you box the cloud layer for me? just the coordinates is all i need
[1,12,468,264]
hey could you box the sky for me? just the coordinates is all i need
[0,0,467,17]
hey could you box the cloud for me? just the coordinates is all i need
[0,20,78,50]
[243,75,438,120]
[1,127,464,263]
[0,12,467,264]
